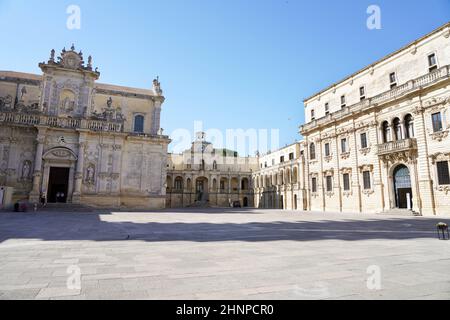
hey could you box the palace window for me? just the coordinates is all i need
[324,143,331,157]
[174,178,183,190]
[343,173,350,191]
[311,177,317,193]
[363,171,371,190]
[325,103,330,116]
[280,156,285,163]
[326,176,333,192]
[213,161,218,170]
[310,143,316,160]
[360,133,368,149]
[133,115,145,133]
[272,159,275,166]
[311,109,315,121]
[341,138,348,153]
[437,161,450,185]
[389,72,397,89]
[432,112,443,132]
[359,86,366,101]
[393,118,402,140]
[428,53,438,72]
[341,95,346,108]
[382,121,391,143]
[405,114,415,138]
[289,152,294,160]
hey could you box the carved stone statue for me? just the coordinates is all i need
[153,77,163,96]
[85,165,95,185]
[107,97,113,109]
[49,49,55,62]
[21,161,31,180]
[20,86,27,100]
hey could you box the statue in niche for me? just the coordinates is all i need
[21,160,31,180]
[20,86,27,101]
[85,164,95,185]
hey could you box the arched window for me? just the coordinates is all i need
[174,177,183,190]
[382,121,391,143]
[404,114,414,138]
[310,143,316,160]
[134,115,144,133]
[393,118,402,141]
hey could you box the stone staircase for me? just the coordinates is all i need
[38,203,95,213]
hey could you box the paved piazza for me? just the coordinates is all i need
[0,208,450,300]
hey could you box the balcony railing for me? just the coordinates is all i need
[0,111,124,133]
[376,138,417,156]
[301,65,450,133]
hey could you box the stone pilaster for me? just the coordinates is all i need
[29,128,47,203]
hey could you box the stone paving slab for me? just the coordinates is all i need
[0,208,450,300]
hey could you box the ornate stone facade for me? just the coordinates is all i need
[0,46,170,209]
[166,132,257,208]
[298,22,450,216]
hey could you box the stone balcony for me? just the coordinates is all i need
[0,110,124,133]
[376,138,418,156]
[301,65,450,134]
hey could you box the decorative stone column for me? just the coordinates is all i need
[72,137,86,204]
[29,129,47,203]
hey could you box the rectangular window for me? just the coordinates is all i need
[311,109,315,120]
[360,133,368,149]
[389,72,397,89]
[341,95,346,108]
[325,103,330,116]
[311,177,317,193]
[437,161,450,185]
[432,112,443,132]
[428,53,437,72]
[272,159,275,166]
[363,171,371,190]
[326,176,333,192]
[289,153,294,160]
[359,86,366,101]
[324,143,330,157]
[341,138,347,153]
[280,156,285,163]
[343,173,350,191]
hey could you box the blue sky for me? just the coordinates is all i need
[0,0,449,154]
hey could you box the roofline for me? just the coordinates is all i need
[0,70,156,96]
[303,21,450,104]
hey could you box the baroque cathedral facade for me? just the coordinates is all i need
[0,46,170,209]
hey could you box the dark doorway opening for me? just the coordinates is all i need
[393,165,413,210]
[280,195,284,209]
[243,197,249,207]
[47,167,70,203]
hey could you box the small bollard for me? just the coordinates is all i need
[437,222,449,240]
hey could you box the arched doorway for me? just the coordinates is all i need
[393,165,413,209]
[195,177,209,201]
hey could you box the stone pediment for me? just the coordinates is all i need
[43,147,78,162]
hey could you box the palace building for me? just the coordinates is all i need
[166,132,257,208]
[0,46,170,209]
[299,22,450,216]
